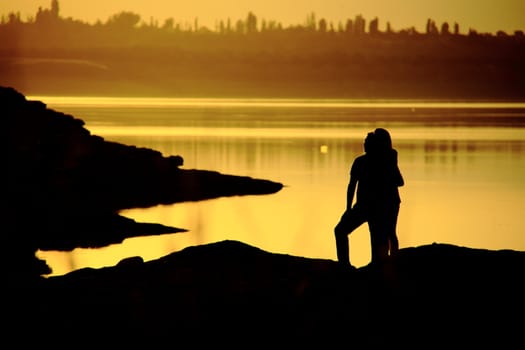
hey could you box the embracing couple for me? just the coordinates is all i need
[334,128,404,269]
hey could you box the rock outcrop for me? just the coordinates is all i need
[1,86,283,277]
[7,240,525,346]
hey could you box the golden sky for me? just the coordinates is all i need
[2,0,524,33]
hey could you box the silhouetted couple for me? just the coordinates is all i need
[334,128,404,269]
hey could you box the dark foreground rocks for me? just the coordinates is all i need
[2,86,283,277]
[7,240,525,347]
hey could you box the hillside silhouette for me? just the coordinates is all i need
[1,1,524,99]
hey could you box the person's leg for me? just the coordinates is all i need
[334,228,350,267]
[387,203,400,256]
[389,234,399,256]
[368,211,389,264]
[334,208,365,267]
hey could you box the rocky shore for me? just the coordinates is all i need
[2,86,282,277]
[3,86,525,346]
[8,240,525,346]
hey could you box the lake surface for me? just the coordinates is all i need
[33,97,525,276]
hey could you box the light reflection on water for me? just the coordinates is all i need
[34,98,525,276]
[29,95,525,109]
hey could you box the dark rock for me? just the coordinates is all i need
[5,240,525,346]
[1,86,283,277]
[117,256,144,267]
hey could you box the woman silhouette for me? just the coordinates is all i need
[371,127,404,259]
[334,128,404,268]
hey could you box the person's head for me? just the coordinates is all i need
[373,128,393,150]
[364,132,376,153]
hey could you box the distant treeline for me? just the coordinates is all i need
[1,0,524,99]
[2,0,524,49]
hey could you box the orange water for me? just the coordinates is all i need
[33,98,525,276]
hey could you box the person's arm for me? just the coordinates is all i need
[346,157,361,210]
[347,175,357,211]
[396,167,404,187]
[392,149,404,187]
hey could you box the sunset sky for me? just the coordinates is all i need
[2,0,524,34]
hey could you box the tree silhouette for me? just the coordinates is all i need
[441,22,450,35]
[426,18,438,35]
[305,12,316,31]
[369,17,379,35]
[318,18,327,33]
[345,19,353,34]
[1,0,522,38]
[106,11,141,29]
[454,22,460,35]
[51,0,59,17]
[246,12,257,33]
[354,15,366,35]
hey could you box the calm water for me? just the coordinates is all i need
[33,97,525,276]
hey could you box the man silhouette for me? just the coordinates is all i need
[334,129,404,269]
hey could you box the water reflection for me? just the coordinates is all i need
[35,100,525,276]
